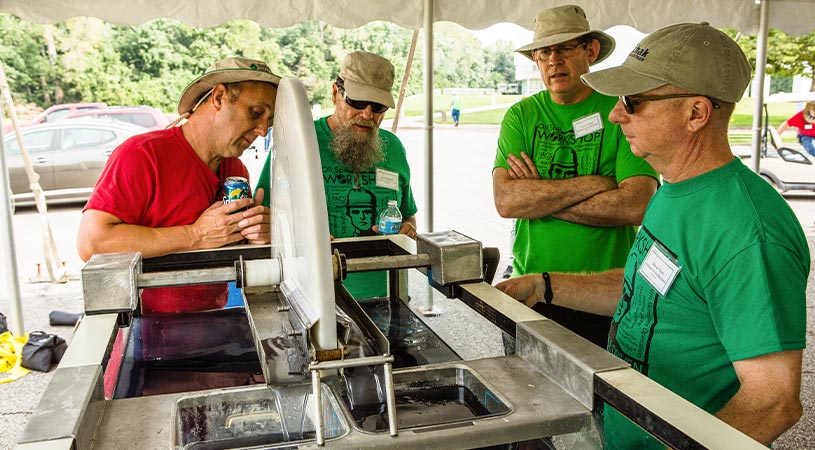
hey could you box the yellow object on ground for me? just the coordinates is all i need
[0,331,29,384]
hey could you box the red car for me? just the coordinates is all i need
[2,102,107,134]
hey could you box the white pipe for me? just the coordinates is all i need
[0,91,23,336]
[423,0,434,233]
[243,258,281,287]
[749,0,770,172]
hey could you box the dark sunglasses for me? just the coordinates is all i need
[620,93,720,114]
[337,84,389,114]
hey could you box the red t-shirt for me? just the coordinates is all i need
[84,126,250,313]
[786,110,815,138]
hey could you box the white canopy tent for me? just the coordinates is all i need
[1,0,813,335]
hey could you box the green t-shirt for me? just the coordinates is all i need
[255,117,417,299]
[604,158,809,449]
[494,90,657,276]
[450,96,462,110]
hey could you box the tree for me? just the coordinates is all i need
[737,29,815,91]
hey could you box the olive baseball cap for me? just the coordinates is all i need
[339,51,396,108]
[581,22,752,103]
[515,5,615,64]
[177,57,281,115]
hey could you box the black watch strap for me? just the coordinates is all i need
[542,272,553,304]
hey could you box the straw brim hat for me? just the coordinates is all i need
[177,57,281,115]
[516,5,615,65]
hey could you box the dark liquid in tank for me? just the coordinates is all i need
[348,385,488,432]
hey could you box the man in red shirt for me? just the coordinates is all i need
[78,57,279,313]
[777,100,815,157]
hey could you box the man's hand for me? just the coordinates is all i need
[495,274,542,308]
[237,188,271,244]
[191,198,255,249]
[506,152,541,180]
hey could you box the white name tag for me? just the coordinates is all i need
[638,242,681,296]
[573,112,603,138]
[376,168,399,191]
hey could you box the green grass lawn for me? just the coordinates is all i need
[396,94,804,140]
[385,94,520,119]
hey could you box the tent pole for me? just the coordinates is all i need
[749,0,770,172]
[0,66,24,337]
[391,30,419,134]
[423,0,434,233]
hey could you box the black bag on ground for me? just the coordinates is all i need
[21,331,67,372]
[0,312,7,334]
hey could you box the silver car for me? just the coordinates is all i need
[3,119,147,208]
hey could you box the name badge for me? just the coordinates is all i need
[638,241,681,296]
[376,168,399,191]
[573,112,603,138]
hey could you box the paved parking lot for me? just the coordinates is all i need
[0,124,812,449]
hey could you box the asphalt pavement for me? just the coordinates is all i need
[0,124,813,449]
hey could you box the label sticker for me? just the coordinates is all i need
[573,112,604,138]
[638,241,681,296]
[376,168,399,191]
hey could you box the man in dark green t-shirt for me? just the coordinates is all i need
[497,23,807,448]
[256,51,418,299]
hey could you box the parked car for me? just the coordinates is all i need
[3,119,145,208]
[65,105,170,130]
[2,102,107,134]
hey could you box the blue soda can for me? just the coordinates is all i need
[223,176,250,204]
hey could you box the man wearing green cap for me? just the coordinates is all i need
[78,56,279,314]
[256,51,418,300]
[497,22,806,448]
[492,5,659,348]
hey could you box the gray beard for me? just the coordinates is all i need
[330,118,384,174]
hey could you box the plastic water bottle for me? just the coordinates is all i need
[378,200,402,235]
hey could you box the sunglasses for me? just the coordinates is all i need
[337,84,389,114]
[620,93,720,114]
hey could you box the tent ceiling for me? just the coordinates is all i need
[1,0,814,36]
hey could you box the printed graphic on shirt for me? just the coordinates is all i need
[323,166,395,237]
[607,229,660,375]
[531,122,603,178]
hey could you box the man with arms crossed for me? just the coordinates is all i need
[493,5,658,347]
[498,23,806,448]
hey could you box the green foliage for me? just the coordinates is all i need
[0,14,517,118]
[735,28,815,91]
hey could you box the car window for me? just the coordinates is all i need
[62,128,117,149]
[126,113,157,128]
[4,129,57,155]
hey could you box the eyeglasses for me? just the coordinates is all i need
[533,42,587,60]
[337,84,389,114]
[620,94,720,114]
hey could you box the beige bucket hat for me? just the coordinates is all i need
[581,22,751,103]
[338,51,396,108]
[177,57,281,115]
[516,5,615,64]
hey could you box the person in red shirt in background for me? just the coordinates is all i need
[78,57,278,314]
[777,100,815,157]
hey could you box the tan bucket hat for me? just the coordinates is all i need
[516,5,615,64]
[339,51,396,108]
[177,57,281,115]
[581,22,751,103]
